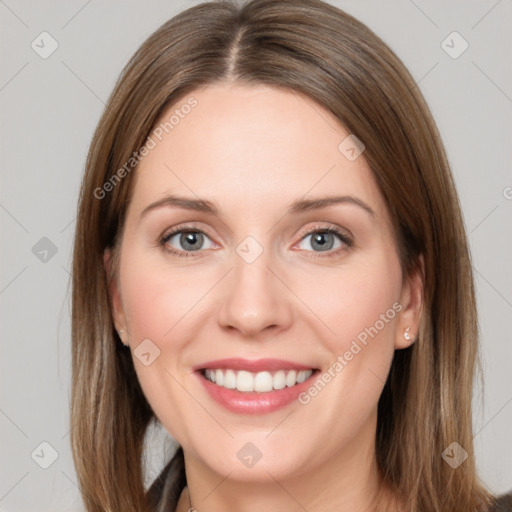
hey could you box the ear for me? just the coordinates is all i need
[103,248,128,345]
[395,254,424,349]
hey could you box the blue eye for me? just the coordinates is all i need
[296,228,352,256]
[159,225,352,258]
[160,229,215,257]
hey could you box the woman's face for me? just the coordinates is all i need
[108,83,421,482]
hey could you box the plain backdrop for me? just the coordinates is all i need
[1,1,511,510]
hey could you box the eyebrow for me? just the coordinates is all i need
[140,194,376,219]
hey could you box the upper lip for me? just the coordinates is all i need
[193,358,317,372]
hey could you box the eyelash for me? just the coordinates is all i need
[159,224,353,259]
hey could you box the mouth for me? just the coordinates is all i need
[193,358,320,414]
[201,368,315,392]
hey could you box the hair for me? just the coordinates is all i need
[70,1,499,511]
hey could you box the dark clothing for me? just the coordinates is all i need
[146,447,185,512]
[491,493,512,512]
[146,450,512,512]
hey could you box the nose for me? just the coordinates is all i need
[217,247,294,339]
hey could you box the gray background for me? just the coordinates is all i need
[1,0,511,510]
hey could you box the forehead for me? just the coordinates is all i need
[129,83,389,223]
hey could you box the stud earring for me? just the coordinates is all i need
[118,329,128,346]
[404,327,411,341]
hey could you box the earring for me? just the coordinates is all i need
[404,327,411,341]
[118,329,128,346]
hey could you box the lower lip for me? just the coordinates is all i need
[195,371,318,415]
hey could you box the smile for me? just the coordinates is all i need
[194,358,320,414]
[202,368,314,392]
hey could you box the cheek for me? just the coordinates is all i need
[118,254,206,439]
[289,255,402,449]
[299,252,402,354]
[120,254,207,345]
[294,253,402,423]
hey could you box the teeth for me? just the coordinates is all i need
[285,370,297,387]
[254,371,273,392]
[273,370,286,390]
[224,369,237,389]
[296,370,309,383]
[203,368,314,392]
[237,370,254,392]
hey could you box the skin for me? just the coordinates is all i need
[106,83,423,512]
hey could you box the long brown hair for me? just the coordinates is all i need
[71,1,496,510]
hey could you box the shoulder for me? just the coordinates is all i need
[489,493,512,512]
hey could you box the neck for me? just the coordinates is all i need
[175,417,400,512]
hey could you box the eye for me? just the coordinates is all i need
[159,224,352,259]
[160,228,215,257]
[295,226,352,257]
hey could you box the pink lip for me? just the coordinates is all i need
[193,358,319,415]
[193,358,315,372]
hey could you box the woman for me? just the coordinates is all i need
[70,0,510,510]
